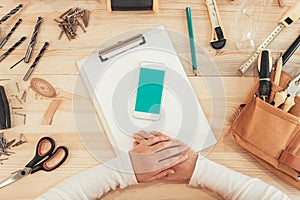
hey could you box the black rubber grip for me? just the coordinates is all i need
[259,50,271,98]
[259,51,270,78]
[111,0,153,11]
[215,27,224,40]
[211,26,226,49]
[0,86,11,129]
[259,80,271,98]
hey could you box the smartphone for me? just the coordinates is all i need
[133,61,166,121]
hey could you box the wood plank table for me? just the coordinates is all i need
[0,0,299,199]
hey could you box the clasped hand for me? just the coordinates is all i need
[129,131,198,183]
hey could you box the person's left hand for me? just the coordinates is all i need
[133,131,198,184]
[130,130,189,183]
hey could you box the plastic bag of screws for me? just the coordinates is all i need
[54,7,90,41]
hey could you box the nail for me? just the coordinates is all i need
[59,8,72,19]
[14,112,25,116]
[21,90,27,101]
[15,95,22,104]
[12,107,23,109]
[16,82,20,93]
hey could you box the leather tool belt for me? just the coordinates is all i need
[230,71,300,190]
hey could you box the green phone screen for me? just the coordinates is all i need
[135,67,165,114]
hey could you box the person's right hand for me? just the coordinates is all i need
[129,131,189,183]
[133,131,198,184]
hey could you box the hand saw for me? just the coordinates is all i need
[240,1,300,74]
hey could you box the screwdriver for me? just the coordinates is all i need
[258,49,272,102]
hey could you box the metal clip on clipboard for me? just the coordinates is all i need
[0,86,11,130]
[98,33,146,62]
[107,0,159,13]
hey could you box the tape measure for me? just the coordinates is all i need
[240,1,300,74]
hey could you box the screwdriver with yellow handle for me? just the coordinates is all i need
[272,73,300,112]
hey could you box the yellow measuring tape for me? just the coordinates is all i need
[240,1,300,74]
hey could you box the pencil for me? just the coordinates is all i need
[186,7,198,76]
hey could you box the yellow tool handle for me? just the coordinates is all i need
[205,0,226,42]
[280,1,300,27]
[274,56,282,85]
[282,96,296,112]
[273,91,287,107]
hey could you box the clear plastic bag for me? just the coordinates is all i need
[234,0,271,51]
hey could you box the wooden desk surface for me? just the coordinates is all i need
[0,0,299,199]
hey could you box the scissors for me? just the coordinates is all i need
[0,137,68,189]
[273,73,300,112]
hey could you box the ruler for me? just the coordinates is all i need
[240,1,300,74]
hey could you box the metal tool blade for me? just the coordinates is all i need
[0,167,31,189]
[285,73,300,97]
[207,0,219,27]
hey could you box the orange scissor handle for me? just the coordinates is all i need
[25,137,69,173]
[25,137,55,169]
[41,146,68,172]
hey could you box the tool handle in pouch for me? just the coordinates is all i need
[282,96,295,112]
[258,49,272,101]
[259,80,271,100]
[273,91,287,107]
[289,95,300,116]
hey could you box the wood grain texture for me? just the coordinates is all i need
[0,0,299,199]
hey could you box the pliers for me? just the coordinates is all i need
[273,73,300,112]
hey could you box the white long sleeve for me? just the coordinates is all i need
[189,157,290,200]
[37,154,290,200]
[36,153,137,200]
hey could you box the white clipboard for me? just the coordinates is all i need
[76,26,216,153]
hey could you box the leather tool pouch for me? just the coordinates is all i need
[230,71,300,190]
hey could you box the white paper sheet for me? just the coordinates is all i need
[76,26,216,153]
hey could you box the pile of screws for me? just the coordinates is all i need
[0,133,27,165]
[54,7,90,41]
[11,82,27,125]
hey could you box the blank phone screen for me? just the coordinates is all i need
[135,67,165,114]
